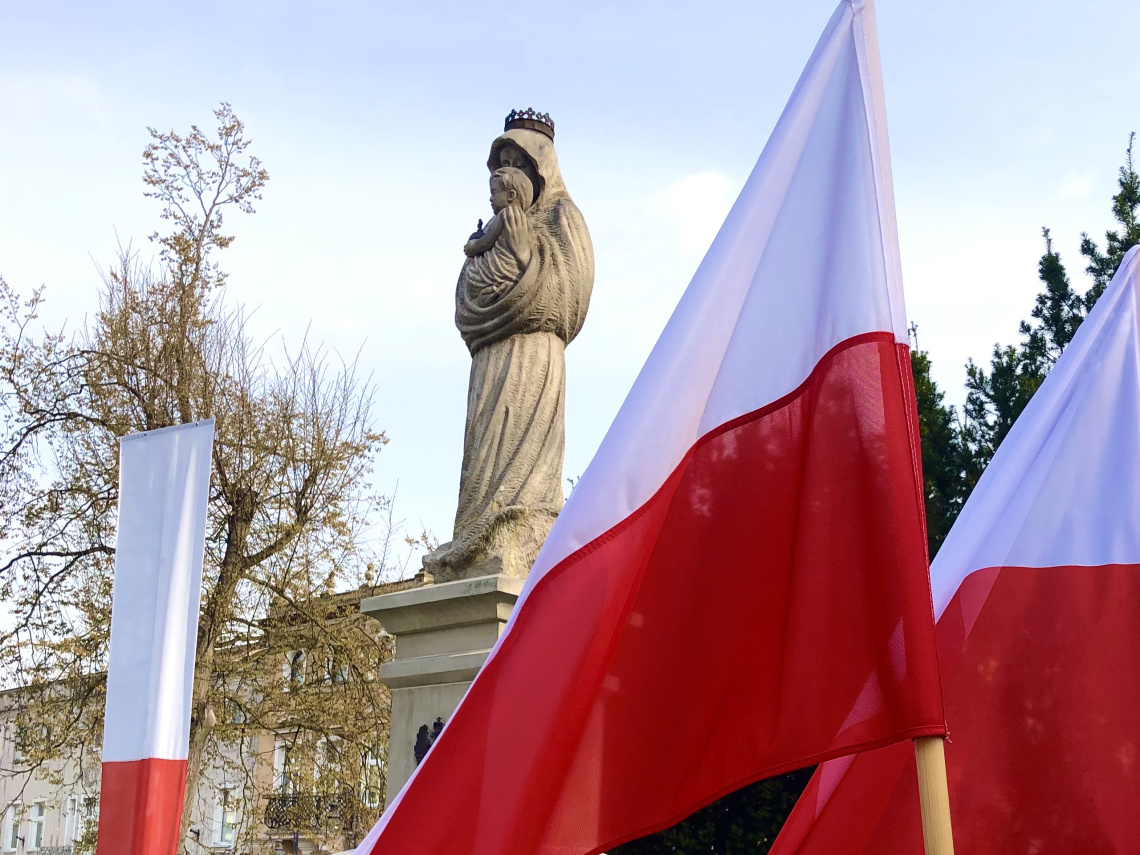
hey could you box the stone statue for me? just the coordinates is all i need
[424,110,594,582]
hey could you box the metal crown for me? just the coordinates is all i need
[504,108,555,140]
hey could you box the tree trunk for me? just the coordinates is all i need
[179,487,255,851]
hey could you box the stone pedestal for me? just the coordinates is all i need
[360,574,524,806]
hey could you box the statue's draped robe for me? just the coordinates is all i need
[433,129,594,578]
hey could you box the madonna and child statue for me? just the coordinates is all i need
[423,110,595,583]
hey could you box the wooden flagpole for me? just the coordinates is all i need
[914,736,956,855]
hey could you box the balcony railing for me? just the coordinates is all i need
[39,847,75,855]
[263,790,367,832]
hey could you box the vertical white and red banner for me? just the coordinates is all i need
[770,246,1140,854]
[360,2,944,855]
[97,420,214,855]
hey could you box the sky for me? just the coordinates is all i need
[2,0,1138,571]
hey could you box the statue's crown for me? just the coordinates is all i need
[504,108,555,140]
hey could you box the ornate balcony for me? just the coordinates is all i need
[263,789,366,832]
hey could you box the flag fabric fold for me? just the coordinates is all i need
[360,2,945,854]
[97,420,214,855]
[770,246,1140,855]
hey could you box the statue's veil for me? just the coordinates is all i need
[487,129,569,210]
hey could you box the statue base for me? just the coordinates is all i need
[360,574,524,806]
[421,506,560,583]
[421,547,514,583]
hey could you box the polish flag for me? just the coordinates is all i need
[97,421,214,855]
[769,246,1140,855]
[360,2,945,854]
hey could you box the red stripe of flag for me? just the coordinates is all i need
[96,758,188,855]
[363,334,944,855]
[360,1,946,852]
[769,245,1140,855]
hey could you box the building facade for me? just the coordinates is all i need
[0,578,420,855]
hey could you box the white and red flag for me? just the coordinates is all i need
[361,1,945,853]
[769,246,1140,855]
[97,420,214,855]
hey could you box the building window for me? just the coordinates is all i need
[2,806,18,853]
[324,654,349,685]
[314,738,327,786]
[64,796,79,844]
[225,699,246,724]
[27,802,44,851]
[274,737,296,795]
[361,749,383,809]
[284,651,305,691]
[215,789,237,847]
[82,796,99,839]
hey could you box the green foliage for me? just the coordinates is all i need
[962,135,1140,477]
[909,337,964,557]
[1023,229,1084,367]
[1080,132,1140,308]
[612,769,815,855]
[961,342,1040,474]
[959,231,1077,475]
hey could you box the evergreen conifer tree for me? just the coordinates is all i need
[1080,132,1140,308]
[909,329,963,558]
[961,134,1139,480]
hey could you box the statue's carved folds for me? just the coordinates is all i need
[424,127,594,582]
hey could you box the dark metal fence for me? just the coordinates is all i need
[263,789,368,832]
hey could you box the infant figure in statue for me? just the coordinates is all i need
[464,166,533,257]
[461,167,534,307]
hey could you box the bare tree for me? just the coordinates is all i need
[0,104,400,852]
